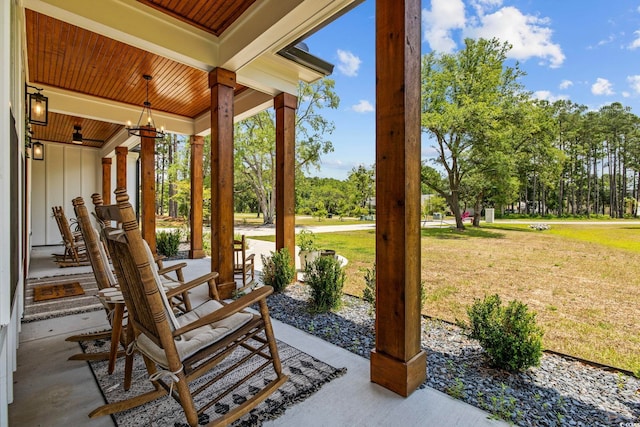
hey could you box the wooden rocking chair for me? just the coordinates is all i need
[89,189,287,426]
[51,205,90,267]
[66,196,128,378]
[67,196,216,390]
[91,193,196,313]
[234,235,256,291]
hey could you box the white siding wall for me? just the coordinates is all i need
[31,143,102,246]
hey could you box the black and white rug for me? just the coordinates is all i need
[81,337,346,426]
[24,273,102,322]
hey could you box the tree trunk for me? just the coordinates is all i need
[448,190,464,230]
[168,135,177,218]
[472,195,482,227]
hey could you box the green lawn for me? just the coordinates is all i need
[253,223,640,375]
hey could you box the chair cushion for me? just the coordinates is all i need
[136,299,253,368]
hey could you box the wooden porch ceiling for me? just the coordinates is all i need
[137,0,257,36]
[30,112,123,148]
[24,0,361,148]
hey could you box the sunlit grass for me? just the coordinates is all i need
[252,222,640,374]
[547,224,640,253]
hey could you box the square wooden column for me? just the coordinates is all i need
[371,0,426,397]
[101,157,112,205]
[140,128,157,253]
[274,92,297,263]
[115,146,128,189]
[209,68,236,298]
[189,135,205,259]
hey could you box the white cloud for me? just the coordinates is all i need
[464,6,565,68]
[336,49,361,77]
[422,0,466,52]
[629,30,640,50]
[352,100,374,113]
[422,1,564,68]
[470,0,503,16]
[559,80,573,89]
[532,90,568,103]
[591,78,615,96]
[628,75,640,94]
[622,91,631,98]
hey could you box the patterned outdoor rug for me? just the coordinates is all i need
[82,337,346,426]
[24,273,102,322]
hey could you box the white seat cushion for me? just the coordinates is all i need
[136,299,253,368]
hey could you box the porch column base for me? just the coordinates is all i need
[217,280,236,299]
[188,249,206,259]
[370,349,427,397]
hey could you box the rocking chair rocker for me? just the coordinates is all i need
[89,188,287,427]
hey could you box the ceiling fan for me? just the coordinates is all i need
[72,125,104,144]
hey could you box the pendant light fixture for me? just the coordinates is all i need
[126,75,165,139]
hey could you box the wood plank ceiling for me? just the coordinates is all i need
[25,0,254,148]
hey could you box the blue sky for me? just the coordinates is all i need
[304,0,640,180]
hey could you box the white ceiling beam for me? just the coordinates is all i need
[237,57,299,97]
[23,0,218,70]
[193,88,274,135]
[41,84,196,135]
[99,127,137,158]
[220,0,361,71]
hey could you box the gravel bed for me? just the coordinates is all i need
[265,283,640,427]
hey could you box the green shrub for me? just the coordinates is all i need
[462,294,543,372]
[261,248,295,292]
[362,264,427,313]
[202,231,211,257]
[156,230,181,257]
[297,229,318,252]
[362,264,376,307]
[305,255,345,312]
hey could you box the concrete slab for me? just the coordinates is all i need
[12,240,506,426]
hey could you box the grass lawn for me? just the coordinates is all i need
[157,213,375,228]
[254,223,640,375]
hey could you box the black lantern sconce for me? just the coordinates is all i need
[31,141,44,160]
[26,84,48,126]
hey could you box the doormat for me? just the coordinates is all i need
[82,337,347,426]
[33,282,85,302]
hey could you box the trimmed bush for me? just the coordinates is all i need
[261,248,295,292]
[305,255,345,313]
[156,230,181,257]
[463,294,543,372]
[362,264,376,307]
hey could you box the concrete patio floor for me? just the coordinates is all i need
[9,243,506,427]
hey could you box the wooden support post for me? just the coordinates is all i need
[189,135,205,259]
[275,92,297,267]
[371,0,426,397]
[115,146,128,190]
[209,68,236,298]
[140,128,156,254]
[101,157,112,205]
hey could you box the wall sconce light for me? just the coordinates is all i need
[32,141,44,160]
[26,84,48,126]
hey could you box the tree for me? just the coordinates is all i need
[347,164,375,211]
[234,78,339,224]
[421,38,527,229]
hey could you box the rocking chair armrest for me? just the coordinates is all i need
[164,271,219,299]
[157,262,187,276]
[153,254,166,268]
[245,253,255,262]
[172,286,274,337]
